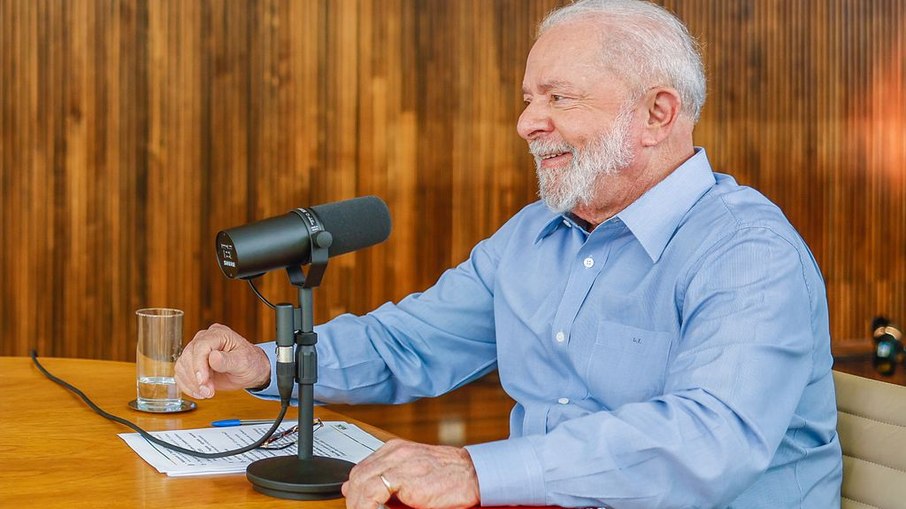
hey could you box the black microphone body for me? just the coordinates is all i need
[216,196,391,279]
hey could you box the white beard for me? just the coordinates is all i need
[529,107,635,213]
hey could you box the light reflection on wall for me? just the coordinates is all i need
[865,56,905,189]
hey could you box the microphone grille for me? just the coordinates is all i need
[309,196,391,257]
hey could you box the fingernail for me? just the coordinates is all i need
[195,371,204,383]
[199,385,212,398]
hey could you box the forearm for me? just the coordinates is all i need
[249,219,511,406]
[249,301,498,405]
[467,387,783,508]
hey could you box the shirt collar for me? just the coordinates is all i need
[535,148,716,262]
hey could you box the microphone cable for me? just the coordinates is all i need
[30,350,289,459]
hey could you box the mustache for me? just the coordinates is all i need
[528,139,574,160]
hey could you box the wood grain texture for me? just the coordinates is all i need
[0,356,394,508]
[2,0,904,363]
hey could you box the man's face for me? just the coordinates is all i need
[518,21,639,213]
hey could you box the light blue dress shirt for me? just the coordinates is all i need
[253,149,842,508]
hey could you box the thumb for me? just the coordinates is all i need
[208,349,237,374]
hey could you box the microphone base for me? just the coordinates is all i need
[246,455,355,500]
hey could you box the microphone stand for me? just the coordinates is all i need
[245,233,355,500]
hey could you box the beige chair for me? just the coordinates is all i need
[834,370,906,508]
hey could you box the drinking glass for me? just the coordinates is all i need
[130,308,195,413]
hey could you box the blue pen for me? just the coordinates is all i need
[211,418,276,427]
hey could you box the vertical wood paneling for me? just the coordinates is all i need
[1,0,904,361]
[202,0,257,342]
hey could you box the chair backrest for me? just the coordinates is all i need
[834,370,906,509]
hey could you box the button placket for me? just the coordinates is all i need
[557,233,615,406]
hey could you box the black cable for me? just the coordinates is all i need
[30,350,288,459]
[248,278,277,310]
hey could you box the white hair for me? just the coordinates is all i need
[539,0,706,123]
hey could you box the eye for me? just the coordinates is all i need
[550,94,574,104]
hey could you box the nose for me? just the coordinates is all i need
[517,101,553,140]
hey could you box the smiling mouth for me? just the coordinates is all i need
[538,151,570,160]
[528,139,573,163]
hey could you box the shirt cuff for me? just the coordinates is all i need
[465,437,546,506]
[245,342,281,401]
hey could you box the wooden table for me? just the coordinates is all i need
[0,356,395,508]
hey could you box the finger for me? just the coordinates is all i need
[378,471,397,497]
[343,474,392,509]
[208,323,243,347]
[208,349,229,373]
[175,340,209,398]
[188,331,214,380]
[186,327,225,398]
[174,355,197,396]
[346,440,405,495]
[346,449,405,509]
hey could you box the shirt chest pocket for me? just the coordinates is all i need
[584,320,673,408]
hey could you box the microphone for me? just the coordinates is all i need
[215,196,391,279]
[221,197,387,499]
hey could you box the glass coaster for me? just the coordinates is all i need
[128,399,197,413]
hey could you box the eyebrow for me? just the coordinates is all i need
[522,80,578,96]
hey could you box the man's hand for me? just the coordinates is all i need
[342,439,480,509]
[174,323,271,399]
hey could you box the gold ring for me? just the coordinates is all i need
[379,473,394,494]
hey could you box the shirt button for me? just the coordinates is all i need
[562,219,572,228]
[583,257,594,268]
[558,397,570,405]
[555,331,566,343]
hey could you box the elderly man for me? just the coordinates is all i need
[176,0,843,507]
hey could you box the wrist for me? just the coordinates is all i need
[246,346,272,391]
[459,447,481,506]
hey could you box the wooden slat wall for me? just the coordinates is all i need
[1,0,904,361]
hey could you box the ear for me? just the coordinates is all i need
[639,87,682,147]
